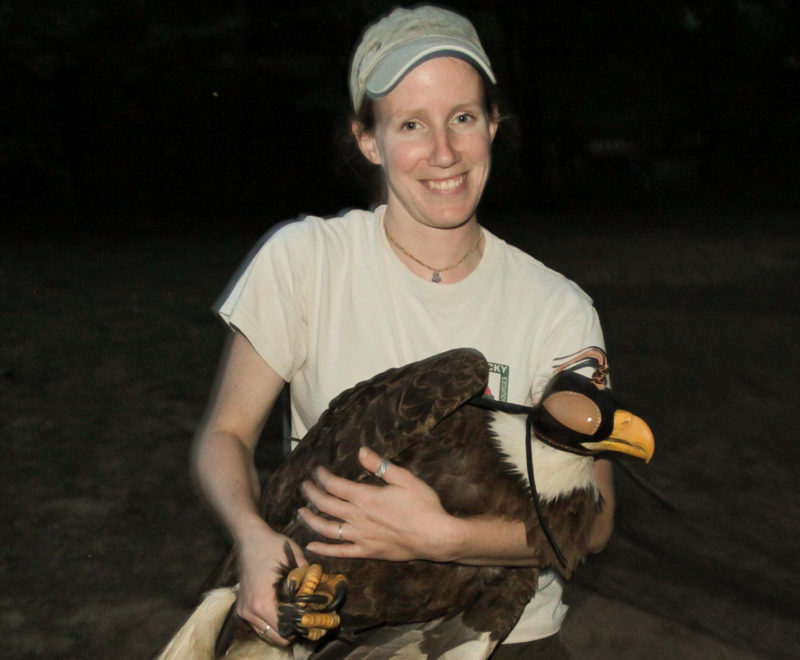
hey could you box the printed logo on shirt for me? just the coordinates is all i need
[486,361,509,402]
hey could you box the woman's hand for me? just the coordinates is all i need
[298,446,456,562]
[234,522,307,647]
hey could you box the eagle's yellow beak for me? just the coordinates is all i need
[585,410,655,462]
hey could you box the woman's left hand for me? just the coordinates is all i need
[298,446,454,562]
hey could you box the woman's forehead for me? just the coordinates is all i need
[373,57,485,115]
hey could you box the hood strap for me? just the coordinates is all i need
[468,395,568,569]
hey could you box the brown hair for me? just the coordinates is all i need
[344,98,385,204]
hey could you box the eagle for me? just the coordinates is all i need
[159,347,654,659]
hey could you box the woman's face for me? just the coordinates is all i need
[356,57,498,231]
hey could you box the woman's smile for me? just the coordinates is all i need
[422,173,468,193]
[357,56,498,233]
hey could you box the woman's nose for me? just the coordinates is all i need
[429,129,459,168]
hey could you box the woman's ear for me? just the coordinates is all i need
[488,104,500,143]
[352,120,382,165]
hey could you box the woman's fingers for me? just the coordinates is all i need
[296,444,456,562]
[357,446,420,489]
[297,505,345,540]
[237,602,291,647]
[302,476,353,521]
[357,446,394,480]
[252,618,282,644]
[235,530,306,647]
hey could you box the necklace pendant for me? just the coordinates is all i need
[431,270,442,283]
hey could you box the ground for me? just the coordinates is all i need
[2,207,798,658]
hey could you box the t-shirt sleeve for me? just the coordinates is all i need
[214,220,309,381]
[530,285,606,402]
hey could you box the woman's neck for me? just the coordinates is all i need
[383,208,484,284]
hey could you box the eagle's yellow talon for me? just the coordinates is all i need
[299,612,341,629]
[278,566,348,641]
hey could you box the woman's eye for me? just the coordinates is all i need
[401,120,419,131]
[454,113,473,124]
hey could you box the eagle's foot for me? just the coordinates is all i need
[277,565,347,640]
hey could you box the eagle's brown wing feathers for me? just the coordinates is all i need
[263,347,489,534]
[309,615,496,660]
[210,348,599,656]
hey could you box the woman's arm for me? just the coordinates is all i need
[427,455,614,562]
[587,458,615,553]
[299,448,615,566]
[191,331,304,646]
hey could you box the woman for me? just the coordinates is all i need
[192,6,614,658]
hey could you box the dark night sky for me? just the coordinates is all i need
[3,0,799,233]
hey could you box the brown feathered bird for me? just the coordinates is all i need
[159,347,653,660]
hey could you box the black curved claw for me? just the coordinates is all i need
[293,593,331,606]
[293,578,348,611]
[276,602,306,639]
[328,579,347,613]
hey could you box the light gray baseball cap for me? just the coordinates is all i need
[349,5,496,111]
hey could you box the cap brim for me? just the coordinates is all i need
[365,38,496,99]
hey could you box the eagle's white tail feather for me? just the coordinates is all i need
[157,587,236,659]
[157,587,291,660]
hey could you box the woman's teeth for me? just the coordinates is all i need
[425,174,465,191]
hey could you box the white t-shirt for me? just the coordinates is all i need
[216,205,604,642]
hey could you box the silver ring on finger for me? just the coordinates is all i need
[374,458,389,479]
[258,621,271,636]
[338,523,344,541]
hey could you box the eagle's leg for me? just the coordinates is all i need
[277,565,348,641]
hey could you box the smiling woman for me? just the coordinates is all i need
[347,70,505,219]
[182,5,614,659]
[354,56,498,282]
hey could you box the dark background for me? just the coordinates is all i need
[4,0,798,232]
[3,2,799,659]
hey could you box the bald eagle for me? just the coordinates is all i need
[159,347,653,659]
